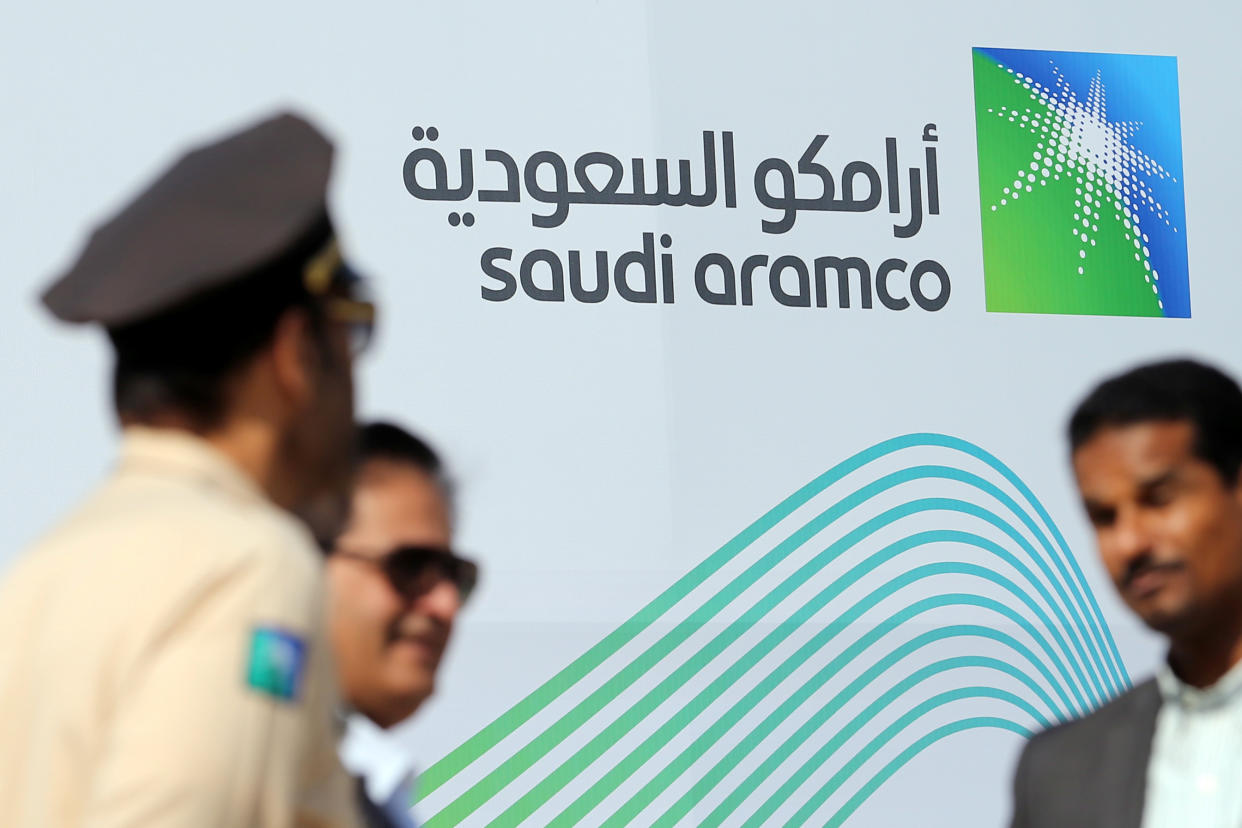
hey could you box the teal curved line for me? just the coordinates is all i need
[631,611,1065,828]
[807,716,1030,828]
[559,532,1089,828]
[929,465,1121,698]
[667,653,1040,828]
[766,685,1039,828]
[481,512,1094,828]
[928,491,1106,704]
[423,440,886,803]
[423,467,981,825]
[736,606,1047,827]
[604,650,1052,828]
[421,436,1121,800]
[421,434,1126,815]
[919,436,1127,691]
[429,490,1109,828]
[629,581,1079,828]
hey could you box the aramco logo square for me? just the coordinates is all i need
[972,47,1189,317]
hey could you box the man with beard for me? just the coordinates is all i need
[1011,359,1242,828]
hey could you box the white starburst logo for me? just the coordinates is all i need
[984,60,1180,311]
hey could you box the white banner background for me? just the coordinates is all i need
[3,2,1239,825]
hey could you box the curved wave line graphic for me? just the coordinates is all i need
[595,557,1090,828]
[785,704,1033,828]
[420,434,1130,827]
[725,587,1071,828]
[818,716,1033,827]
[529,534,1095,828]
[696,640,1056,828]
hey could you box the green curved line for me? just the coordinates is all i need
[422,435,907,798]
[815,716,1030,828]
[478,515,1092,828]
[560,534,1084,828]
[739,625,1040,827]
[421,434,1126,809]
[637,591,1074,828]
[429,495,1102,828]
[603,650,1052,828]
[423,463,935,824]
[768,690,1034,828]
[630,630,1058,824]
[421,438,890,802]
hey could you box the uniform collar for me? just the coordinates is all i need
[118,426,267,505]
[338,713,419,810]
[1157,654,1242,712]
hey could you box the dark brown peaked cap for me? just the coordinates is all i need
[42,111,335,327]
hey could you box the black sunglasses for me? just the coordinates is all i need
[335,546,478,605]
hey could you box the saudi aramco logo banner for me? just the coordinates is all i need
[972,47,1189,317]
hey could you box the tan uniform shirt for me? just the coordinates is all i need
[0,428,361,828]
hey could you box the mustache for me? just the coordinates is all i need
[1120,556,1183,589]
[386,615,451,650]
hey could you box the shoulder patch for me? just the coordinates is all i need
[246,626,308,702]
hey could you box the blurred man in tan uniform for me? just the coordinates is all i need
[0,113,370,827]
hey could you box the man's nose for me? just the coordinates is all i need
[1109,504,1155,565]
[416,576,462,623]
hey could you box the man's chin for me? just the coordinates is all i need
[363,691,430,729]
[389,636,444,667]
[389,686,433,723]
[383,670,435,708]
[1135,601,1196,636]
[359,677,435,728]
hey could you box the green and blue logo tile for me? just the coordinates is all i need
[972,47,1189,317]
[246,625,307,702]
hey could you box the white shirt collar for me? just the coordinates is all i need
[338,713,420,809]
[1156,655,1242,712]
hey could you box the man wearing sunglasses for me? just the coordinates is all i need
[0,113,374,828]
[328,422,478,828]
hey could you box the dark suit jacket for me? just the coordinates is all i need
[355,777,400,828]
[1010,678,1161,828]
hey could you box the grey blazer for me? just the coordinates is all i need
[355,777,400,828]
[1010,679,1161,828]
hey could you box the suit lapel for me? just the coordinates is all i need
[355,775,400,828]
[1097,680,1161,828]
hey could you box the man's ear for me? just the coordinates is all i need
[269,307,316,408]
